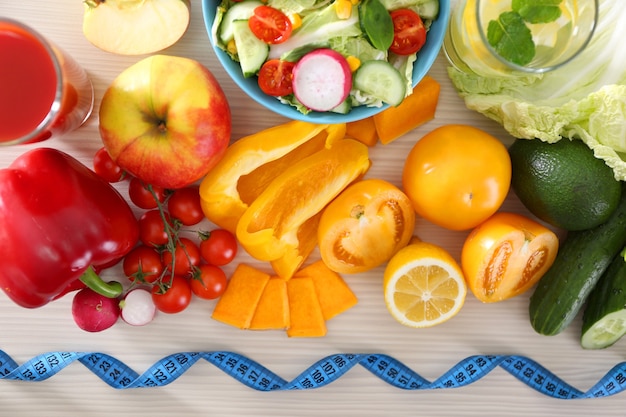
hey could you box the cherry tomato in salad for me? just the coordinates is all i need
[389,9,426,55]
[128,177,168,209]
[123,245,164,284]
[167,186,204,226]
[93,147,125,183]
[162,237,202,276]
[190,264,228,300]
[200,229,238,266]
[258,59,295,96]
[151,275,192,314]
[138,209,172,247]
[248,5,292,44]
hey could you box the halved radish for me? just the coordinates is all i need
[292,49,352,112]
[120,288,157,326]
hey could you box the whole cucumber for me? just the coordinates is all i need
[529,182,626,336]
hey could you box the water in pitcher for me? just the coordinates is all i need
[444,0,598,77]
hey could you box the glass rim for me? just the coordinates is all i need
[0,17,64,145]
[475,0,600,74]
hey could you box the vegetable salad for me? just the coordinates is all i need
[212,0,439,115]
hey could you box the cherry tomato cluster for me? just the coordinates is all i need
[93,147,238,316]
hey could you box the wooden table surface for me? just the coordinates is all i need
[0,1,624,416]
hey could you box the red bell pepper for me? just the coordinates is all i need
[0,148,139,308]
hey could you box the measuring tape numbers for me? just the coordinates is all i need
[1,350,625,398]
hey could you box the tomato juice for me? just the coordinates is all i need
[0,19,93,145]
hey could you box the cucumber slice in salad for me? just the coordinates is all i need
[416,0,439,20]
[219,0,263,43]
[331,100,352,114]
[353,60,407,106]
[231,20,269,78]
[379,0,439,20]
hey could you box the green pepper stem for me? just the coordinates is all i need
[80,266,123,299]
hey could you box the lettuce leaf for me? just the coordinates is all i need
[447,0,626,180]
[268,3,362,60]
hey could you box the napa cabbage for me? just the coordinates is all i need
[447,0,626,180]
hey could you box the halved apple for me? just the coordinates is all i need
[83,0,191,55]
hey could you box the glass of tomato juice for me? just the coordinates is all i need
[0,18,94,145]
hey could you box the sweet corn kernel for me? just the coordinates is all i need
[227,39,237,55]
[346,56,361,72]
[334,0,352,19]
[289,13,302,30]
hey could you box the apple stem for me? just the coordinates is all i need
[84,0,104,7]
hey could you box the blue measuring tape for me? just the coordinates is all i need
[1,350,625,398]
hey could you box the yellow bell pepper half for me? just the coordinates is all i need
[199,121,346,233]
[236,139,371,278]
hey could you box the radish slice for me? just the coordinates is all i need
[292,48,352,112]
[120,288,156,326]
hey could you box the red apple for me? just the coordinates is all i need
[99,55,231,190]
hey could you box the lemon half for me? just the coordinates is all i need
[384,242,467,328]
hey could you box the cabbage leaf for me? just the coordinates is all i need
[447,0,626,180]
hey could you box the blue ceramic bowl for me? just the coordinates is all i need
[202,1,450,123]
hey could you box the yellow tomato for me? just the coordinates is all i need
[318,179,416,274]
[461,212,559,303]
[402,125,511,231]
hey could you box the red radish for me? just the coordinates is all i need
[72,287,120,332]
[292,48,352,112]
[120,288,157,326]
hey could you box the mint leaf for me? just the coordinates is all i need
[512,0,563,24]
[487,11,535,66]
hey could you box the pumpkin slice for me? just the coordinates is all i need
[295,260,358,320]
[346,116,378,147]
[373,75,440,144]
[212,263,270,329]
[286,277,327,338]
[249,276,290,330]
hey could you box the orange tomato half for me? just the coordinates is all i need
[402,125,511,231]
[318,179,415,274]
[461,212,559,303]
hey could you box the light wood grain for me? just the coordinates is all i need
[0,1,624,416]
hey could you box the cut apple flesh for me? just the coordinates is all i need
[83,0,191,55]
